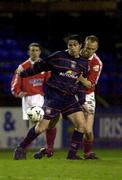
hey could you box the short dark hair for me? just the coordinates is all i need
[28,42,41,50]
[85,35,99,43]
[64,34,83,44]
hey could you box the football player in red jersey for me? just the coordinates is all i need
[11,43,56,152]
[11,43,49,124]
[80,35,103,159]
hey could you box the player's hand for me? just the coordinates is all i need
[75,72,83,84]
[16,65,24,74]
[78,74,91,88]
[78,74,86,82]
[82,104,90,113]
[17,91,27,98]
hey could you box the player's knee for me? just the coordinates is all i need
[74,120,86,133]
[77,124,86,133]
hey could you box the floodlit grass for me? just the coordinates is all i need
[0,149,122,180]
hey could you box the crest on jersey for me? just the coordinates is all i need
[93,65,99,72]
[71,61,76,68]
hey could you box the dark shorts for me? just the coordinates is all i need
[43,86,82,120]
[76,90,86,106]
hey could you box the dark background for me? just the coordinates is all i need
[0,0,121,108]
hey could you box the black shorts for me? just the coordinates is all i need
[43,86,82,120]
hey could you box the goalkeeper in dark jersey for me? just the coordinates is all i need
[13,34,92,160]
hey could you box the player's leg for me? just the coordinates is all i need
[31,94,57,158]
[22,96,30,128]
[33,86,62,159]
[33,114,60,159]
[45,114,60,156]
[45,128,57,156]
[13,118,50,160]
[82,93,99,159]
[27,94,53,158]
[60,96,86,160]
[66,110,86,160]
[82,113,99,159]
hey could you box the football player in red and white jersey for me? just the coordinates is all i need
[80,35,103,159]
[11,43,56,151]
[11,43,49,123]
[33,35,103,160]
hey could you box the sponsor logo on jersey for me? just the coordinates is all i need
[59,70,78,79]
[29,79,43,86]
[93,65,99,72]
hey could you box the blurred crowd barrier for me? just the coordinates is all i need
[63,107,122,148]
[0,107,62,149]
[0,107,122,149]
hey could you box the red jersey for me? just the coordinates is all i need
[86,53,103,94]
[11,58,51,96]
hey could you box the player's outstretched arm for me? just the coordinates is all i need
[17,60,51,77]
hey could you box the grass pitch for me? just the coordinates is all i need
[0,149,122,180]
